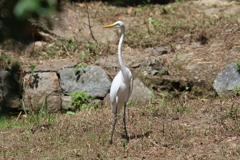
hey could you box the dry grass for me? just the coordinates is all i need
[1,96,240,159]
[1,1,240,159]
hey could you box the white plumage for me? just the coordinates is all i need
[103,21,133,144]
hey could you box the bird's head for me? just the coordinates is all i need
[103,21,125,28]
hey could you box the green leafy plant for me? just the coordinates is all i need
[70,91,90,110]
[226,107,238,119]
[236,61,240,71]
[1,53,12,62]
[149,20,163,29]
[30,63,36,75]
[175,106,185,113]
[74,63,86,74]
[21,95,55,128]
[230,85,240,95]
[1,53,12,69]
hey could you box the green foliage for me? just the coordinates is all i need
[226,108,238,119]
[30,63,36,75]
[175,106,185,113]
[70,91,90,110]
[14,0,58,18]
[1,53,12,69]
[66,111,75,115]
[236,61,240,71]
[230,85,240,95]
[1,53,12,63]
[13,61,22,68]
[74,63,86,74]
[149,20,163,28]
[21,96,55,128]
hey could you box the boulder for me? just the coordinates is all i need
[213,63,240,96]
[103,78,154,106]
[130,78,154,104]
[59,66,111,98]
[23,72,61,111]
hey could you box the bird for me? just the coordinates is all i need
[103,21,133,144]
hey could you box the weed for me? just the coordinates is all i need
[158,71,164,76]
[175,106,185,113]
[70,91,90,110]
[230,85,240,95]
[226,107,238,119]
[1,53,12,69]
[149,19,163,29]
[236,61,240,71]
[74,62,86,74]
[20,96,55,129]
[1,53,12,63]
[30,63,36,75]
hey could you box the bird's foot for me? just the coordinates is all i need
[125,135,129,143]
[109,140,113,144]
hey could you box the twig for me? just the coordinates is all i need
[63,44,73,59]
[12,111,22,126]
[84,0,98,43]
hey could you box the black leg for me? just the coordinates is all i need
[109,115,117,144]
[123,103,129,142]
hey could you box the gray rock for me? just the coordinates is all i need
[213,63,240,96]
[59,66,111,98]
[103,79,154,106]
[210,42,221,48]
[130,78,154,103]
[202,8,222,17]
[150,48,168,56]
[62,95,75,110]
[103,93,110,107]
[23,72,61,111]
[230,46,240,55]
[148,59,168,75]
[177,52,194,61]
[224,6,240,15]
[176,44,182,50]
[151,70,159,76]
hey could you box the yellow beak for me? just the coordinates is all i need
[103,23,116,28]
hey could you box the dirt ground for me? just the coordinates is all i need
[1,0,240,159]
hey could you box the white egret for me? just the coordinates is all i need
[103,21,133,144]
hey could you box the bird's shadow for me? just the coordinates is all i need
[121,131,152,140]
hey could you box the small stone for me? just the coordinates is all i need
[151,70,159,76]
[231,46,240,55]
[143,71,148,76]
[213,63,240,96]
[150,48,168,56]
[176,44,181,50]
[131,63,141,68]
[62,96,75,110]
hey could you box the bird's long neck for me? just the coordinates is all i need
[118,26,127,73]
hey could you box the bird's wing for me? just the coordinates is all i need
[125,76,133,102]
[129,76,133,98]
